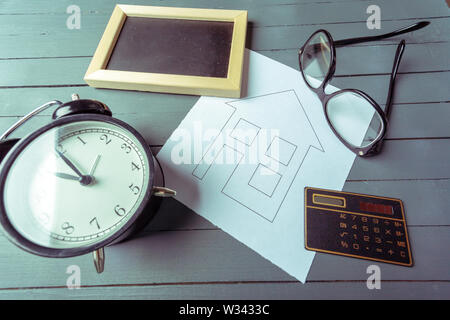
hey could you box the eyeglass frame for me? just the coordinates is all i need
[298,21,429,157]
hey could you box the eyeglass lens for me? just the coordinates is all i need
[301,31,332,89]
[326,91,384,148]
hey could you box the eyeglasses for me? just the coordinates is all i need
[298,21,429,157]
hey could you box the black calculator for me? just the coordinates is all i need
[304,187,413,266]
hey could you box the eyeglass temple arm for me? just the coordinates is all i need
[373,39,406,155]
[333,21,429,47]
[385,40,405,119]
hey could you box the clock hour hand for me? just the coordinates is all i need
[55,149,93,186]
[54,172,82,181]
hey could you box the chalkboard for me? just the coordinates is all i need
[84,5,248,97]
[107,17,234,78]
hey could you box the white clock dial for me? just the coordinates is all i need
[3,120,151,249]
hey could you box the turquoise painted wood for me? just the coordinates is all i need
[0,0,448,299]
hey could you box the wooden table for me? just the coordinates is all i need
[0,0,449,299]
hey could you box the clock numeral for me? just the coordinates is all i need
[131,162,140,171]
[100,134,112,145]
[129,183,140,195]
[77,136,87,145]
[114,205,126,217]
[89,217,100,230]
[61,222,75,235]
[121,143,131,154]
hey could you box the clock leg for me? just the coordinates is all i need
[93,247,105,273]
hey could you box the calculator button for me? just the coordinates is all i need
[340,241,349,248]
[305,203,412,266]
[396,241,407,248]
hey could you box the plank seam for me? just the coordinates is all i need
[0,279,448,292]
[256,15,450,29]
[1,71,447,90]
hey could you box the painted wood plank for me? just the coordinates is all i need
[0,0,446,26]
[386,103,450,139]
[0,114,181,147]
[0,0,381,15]
[146,178,450,232]
[342,179,450,226]
[0,122,448,181]
[348,139,450,180]
[0,96,448,147]
[2,41,449,77]
[330,72,450,104]
[0,57,91,87]
[0,87,197,116]
[146,198,214,231]
[0,226,448,290]
[1,57,448,103]
[1,17,448,59]
[260,42,450,75]
[0,281,449,300]
[0,229,293,289]
[250,18,450,50]
[0,101,448,146]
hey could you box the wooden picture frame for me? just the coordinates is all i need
[84,5,248,98]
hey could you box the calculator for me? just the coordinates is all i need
[304,187,413,266]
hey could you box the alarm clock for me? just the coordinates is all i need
[0,94,176,273]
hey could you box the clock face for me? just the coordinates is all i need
[1,118,152,250]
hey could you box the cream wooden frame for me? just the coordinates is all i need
[84,5,248,98]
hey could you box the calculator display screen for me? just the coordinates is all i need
[359,201,394,215]
[313,195,345,207]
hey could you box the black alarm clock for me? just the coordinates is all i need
[0,94,175,273]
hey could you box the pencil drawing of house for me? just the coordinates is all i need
[192,90,323,222]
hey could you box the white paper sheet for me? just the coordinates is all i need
[157,50,368,282]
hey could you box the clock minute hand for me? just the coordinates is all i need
[55,149,93,186]
[89,155,101,176]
